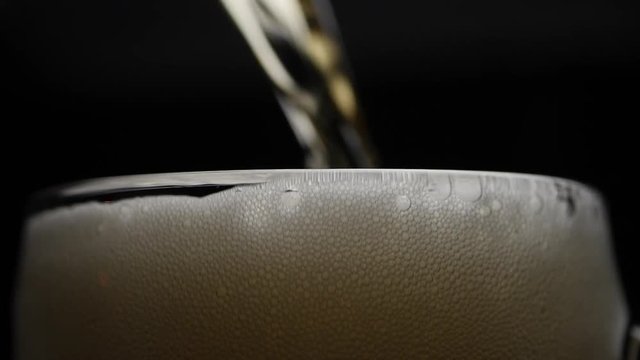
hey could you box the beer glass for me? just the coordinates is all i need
[16,169,629,359]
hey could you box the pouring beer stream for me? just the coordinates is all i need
[221,0,378,168]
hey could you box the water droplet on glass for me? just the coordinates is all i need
[395,195,411,211]
[281,190,301,209]
[530,195,543,214]
[453,175,482,202]
[427,173,451,200]
[491,200,502,211]
[478,206,491,217]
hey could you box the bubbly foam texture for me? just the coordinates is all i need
[17,171,628,359]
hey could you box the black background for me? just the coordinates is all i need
[2,0,639,357]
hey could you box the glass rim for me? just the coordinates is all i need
[29,169,602,215]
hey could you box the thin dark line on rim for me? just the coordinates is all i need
[27,184,242,216]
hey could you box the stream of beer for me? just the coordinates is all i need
[221,0,378,168]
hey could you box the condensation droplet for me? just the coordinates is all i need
[183,219,192,228]
[281,190,301,209]
[427,173,451,200]
[453,175,482,202]
[478,206,491,217]
[530,195,543,214]
[491,200,502,211]
[395,195,411,211]
[141,205,151,214]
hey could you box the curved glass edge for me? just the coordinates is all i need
[28,169,605,215]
